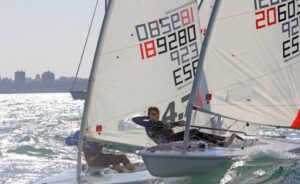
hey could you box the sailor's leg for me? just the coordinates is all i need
[166,129,199,142]
[166,131,185,142]
[110,155,135,172]
[87,154,111,167]
[125,163,135,171]
[188,129,204,141]
[193,131,218,143]
[223,134,237,147]
[119,155,134,171]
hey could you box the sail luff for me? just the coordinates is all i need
[182,0,221,153]
[76,0,112,179]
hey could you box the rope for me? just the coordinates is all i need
[71,0,99,91]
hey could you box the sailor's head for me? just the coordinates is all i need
[148,107,160,122]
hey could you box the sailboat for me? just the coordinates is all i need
[70,90,87,100]
[38,0,204,183]
[69,0,102,101]
[140,0,300,177]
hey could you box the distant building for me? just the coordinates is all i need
[15,71,26,86]
[35,74,41,81]
[42,71,55,85]
[2,78,12,83]
[0,70,88,94]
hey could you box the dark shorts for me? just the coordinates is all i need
[166,129,226,143]
[166,129,200,142]
[88,154,130,167]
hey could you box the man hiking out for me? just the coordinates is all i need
[132,107,237,146]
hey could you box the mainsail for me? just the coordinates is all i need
[196,0,300,129]
[82,0,203,147]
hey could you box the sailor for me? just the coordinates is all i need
[132,107,230,145]
[65,131,134,173]
[82,139,135,172]
[132,107,185,144]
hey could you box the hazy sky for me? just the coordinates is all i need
[0,0,105,79]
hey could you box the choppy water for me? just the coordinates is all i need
[1,93,300,184]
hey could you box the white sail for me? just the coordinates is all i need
[197,0,300,130]
[83,0,202,147]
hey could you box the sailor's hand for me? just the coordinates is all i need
[178,120,185,127]
[106,143,116,149]
[99,142,107,147]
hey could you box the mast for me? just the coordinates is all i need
[105,0,109,12]
[182,0,221,154]
[71,0,99,92]
[76,0,112,180]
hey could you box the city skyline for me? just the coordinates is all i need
[0,0,106,79]
[0,69,88,94]
[0,69,88,81]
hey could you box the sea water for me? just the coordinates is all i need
[1,93,300,184]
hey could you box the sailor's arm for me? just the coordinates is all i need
[132,116,149,127]
[170,120,185,128]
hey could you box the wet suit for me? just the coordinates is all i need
[132,116,226,144]
[132,116,180,144]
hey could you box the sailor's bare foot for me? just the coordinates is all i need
[125,163,135,171]
[208,143,215,148]
[112,165,124,173]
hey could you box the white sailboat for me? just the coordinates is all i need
[69,0,101,101]
[39,0,204,183]
[70,90,87,100]
[140,0,300,177]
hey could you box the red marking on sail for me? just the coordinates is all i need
[190,7,194,23]
[205,93,212,104]
[196,90,203,108]
[139,44,145,60]
[96,125,103,132]
[291,110,300,128]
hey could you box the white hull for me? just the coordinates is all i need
[142,154,231,177]
[37,170,157,184]
[140,137,300,177]
[70,91,87,100]
[37,160,160,184]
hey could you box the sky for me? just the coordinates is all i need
[0,0,105,79]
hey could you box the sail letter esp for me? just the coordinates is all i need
[291,110,300,128]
